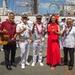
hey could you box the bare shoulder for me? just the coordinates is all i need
[57,25,60,28]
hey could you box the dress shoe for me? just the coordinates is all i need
[21,64,25,69]
[26,62,30,66]
[6,65,12,70]
[68,66,73,70]
[60,62,67,66]
[11,63,17,67]
[31,62,36,66]
[39,62,44,66]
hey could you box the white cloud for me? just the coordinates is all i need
[55,0,59,1]
[39,2,59,9]
[49,7,55,11]
[39,3,50,9]
[50,6,58,11]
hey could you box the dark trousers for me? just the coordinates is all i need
[3,44,16,66]
[63,47,74,66]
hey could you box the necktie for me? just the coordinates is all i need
[10,23,13,39]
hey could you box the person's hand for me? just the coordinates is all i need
[33,22,37,26]
[63,28,67,33]
[23,27,26,31]
[30,39,33,43]
[3,29,8,33]
[22,26,26,31]
[11,38,14,41]
[52,29,57,34]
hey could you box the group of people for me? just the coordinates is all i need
[0,13,75,71]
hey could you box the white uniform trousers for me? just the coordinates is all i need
[33,39,44,63]
[19,40,30,65]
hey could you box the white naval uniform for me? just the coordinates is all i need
[27,20,33,31]
[16,22,31,65]
[33,23,45,63]
[59,22,66,49]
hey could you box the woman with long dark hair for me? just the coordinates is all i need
[46,15,61,70]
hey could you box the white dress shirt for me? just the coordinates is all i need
[63,26,75,48]
[16,22,31,40]
[33,23,45,41]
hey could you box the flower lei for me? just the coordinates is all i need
[36,23,44,34]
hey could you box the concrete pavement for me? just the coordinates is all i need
[0,39,75,75]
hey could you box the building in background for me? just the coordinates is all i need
[60,0,75,16]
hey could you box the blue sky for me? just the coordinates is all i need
[0,0,74,14]
[38,0,65,14]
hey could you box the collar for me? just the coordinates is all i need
[6,20,15,25]
[50,23,57,26]
[21,22,28,25]
[66,26,72,29]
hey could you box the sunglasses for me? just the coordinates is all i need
[37,18,41,20]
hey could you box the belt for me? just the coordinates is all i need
[19,39,25,42]
[35,38,41,40]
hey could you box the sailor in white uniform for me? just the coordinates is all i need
[16,14,32,69]
[31,14,45,66]
[59,18,66,50]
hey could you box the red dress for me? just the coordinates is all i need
[46,23,61,66]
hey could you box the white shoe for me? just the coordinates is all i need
[31,62,36,66]
[26,62,30,66]
[39,62,44,66]
[21,64,25,69]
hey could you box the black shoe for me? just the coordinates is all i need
[60,62,67,66]
[68,66,73,70]
[6,65,12,70]
[11,63,17,67]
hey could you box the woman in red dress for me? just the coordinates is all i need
[46,15,61,70]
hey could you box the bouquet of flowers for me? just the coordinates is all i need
[0,35,9,45]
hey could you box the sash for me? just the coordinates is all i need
[36,23,44,34]
[10,23,14,39]
[63,26,72,42]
